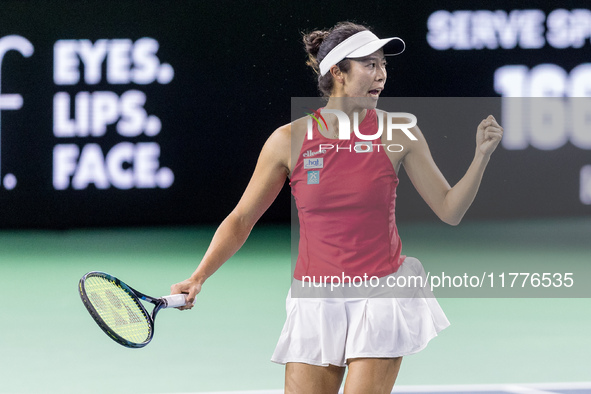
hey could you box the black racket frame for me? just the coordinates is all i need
[79,271,166,348]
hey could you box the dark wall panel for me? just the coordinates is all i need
[0,1,589,228]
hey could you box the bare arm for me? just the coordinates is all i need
[402,115,503,226]
[171,125,291,308]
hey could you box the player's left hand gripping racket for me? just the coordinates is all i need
[78,271,187,348]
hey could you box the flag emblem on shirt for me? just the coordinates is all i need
[355,142,373,153]
[307,171,320,184]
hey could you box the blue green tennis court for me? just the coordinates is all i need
[1,217,589,393]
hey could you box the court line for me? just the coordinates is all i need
[171,382,591,394]
[390,382,591,393]
[501,386,560,394]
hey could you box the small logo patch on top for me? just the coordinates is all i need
[307,171,320,184]
[304,158,323,169]
[303,149,326,157]
[355,142,373,153]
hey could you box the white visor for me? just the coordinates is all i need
[318,30,405,76]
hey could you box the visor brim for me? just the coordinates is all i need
[346,37,405,59]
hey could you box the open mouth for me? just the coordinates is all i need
[368,89,381,96]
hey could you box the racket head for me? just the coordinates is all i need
[79,271,154,348]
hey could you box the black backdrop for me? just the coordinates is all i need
[0,0,589,228]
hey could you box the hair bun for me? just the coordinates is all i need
[302,22,369,96]
[303,30,330,73]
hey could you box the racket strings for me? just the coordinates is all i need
[84,276,151,344]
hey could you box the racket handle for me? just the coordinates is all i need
[162,294,188,308]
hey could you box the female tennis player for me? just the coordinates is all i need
[171,21,503,393]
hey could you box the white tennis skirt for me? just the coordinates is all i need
[271,257,450,367]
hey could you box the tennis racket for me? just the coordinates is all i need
[78,271,188,348]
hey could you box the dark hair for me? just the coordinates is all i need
[303,22,369,97]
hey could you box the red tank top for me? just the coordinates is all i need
[291,109,405,281]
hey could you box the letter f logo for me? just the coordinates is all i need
[0,35,34,186]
